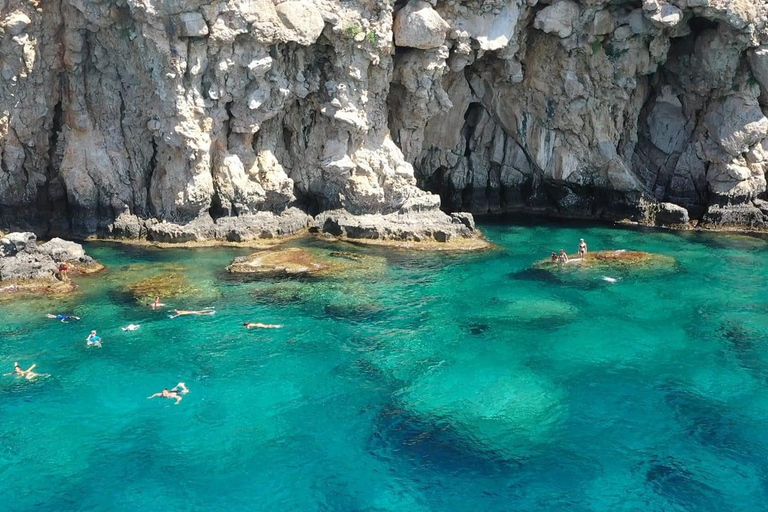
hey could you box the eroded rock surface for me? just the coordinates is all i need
[0,231,102,294]
[0,0,767,237]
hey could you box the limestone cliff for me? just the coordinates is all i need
[1,0,767,242]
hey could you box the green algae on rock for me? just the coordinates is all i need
[228,246,387,279]
[123,272,199,302]
[533,250,676,273]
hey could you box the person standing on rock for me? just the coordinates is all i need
[558,249,569,263]
[57,262,69,281]
[578,238,588,258]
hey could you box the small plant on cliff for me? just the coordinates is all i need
[591,39,602,55]
[747,76,759,88]
[345,24,361,38]
[365,31,378,45]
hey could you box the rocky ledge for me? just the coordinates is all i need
[534,250,676,273]
[0,232,104,296]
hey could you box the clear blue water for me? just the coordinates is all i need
[2,221,768,511]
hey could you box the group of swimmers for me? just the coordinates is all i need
[551,238,588,263]
[8,295,283,404]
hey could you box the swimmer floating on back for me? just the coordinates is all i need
[148,382,189,405]
[86,330,102,347]
[121,324,141,332]
[168,308,215,319]
[4,362,41,380]
[243,322,283,329]
[46,313,80,323]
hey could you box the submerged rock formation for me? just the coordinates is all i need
[0,0,767,238]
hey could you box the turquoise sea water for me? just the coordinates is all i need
[2,221,768,511]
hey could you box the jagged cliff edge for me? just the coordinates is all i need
[0,0,767,243]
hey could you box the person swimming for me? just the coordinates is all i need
[148,382,189,405]
[121,324,141,331]
[168,308,215,319]
[151,296,165,309]
[243,322,283,329]
[551,252,558,262]
[5,362,41,380]
[46,313,80,323]
[86,330,102,347]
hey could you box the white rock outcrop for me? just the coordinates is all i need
[393,0,450,50]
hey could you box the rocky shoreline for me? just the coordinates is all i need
[0,232,104,297]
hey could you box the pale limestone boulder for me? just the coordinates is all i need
[393,0,450,50]
[705,95,768,157]
[2,11,32,36]
[707,162,767,202]
[534,1,580,39]
[643,0,683,28]
[452,4,522,52]
[175,12,209,37]
[589,10,614,36]
[275,1,325,46]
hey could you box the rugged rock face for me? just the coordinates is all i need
[0,231,101,287]
[1,0,767,238]
[399,0,768,228]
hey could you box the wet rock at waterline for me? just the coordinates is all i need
[0,232,103,296]
[123,273,199,303]
[532,250,677,275]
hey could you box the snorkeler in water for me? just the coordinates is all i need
[243,322,283,329]
[148,382,189,405]
[46,313,80,323]
[4,362,41,380]
[86,330,102,347]
[168,308,215,319]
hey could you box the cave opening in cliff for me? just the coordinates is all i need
[688,16,718,36]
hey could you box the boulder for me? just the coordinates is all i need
[2,11,32,36]
[275,1,325,46]
[705,95,768,157]
[39,238,88,262]
[0,232,102,292]
[315,209,490,250]
[534,0,580,38]
[174,12,209,37]
[644,0,683,28]
[0,232,37,257]
[393,0,450,50]
[655,202,690,226]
